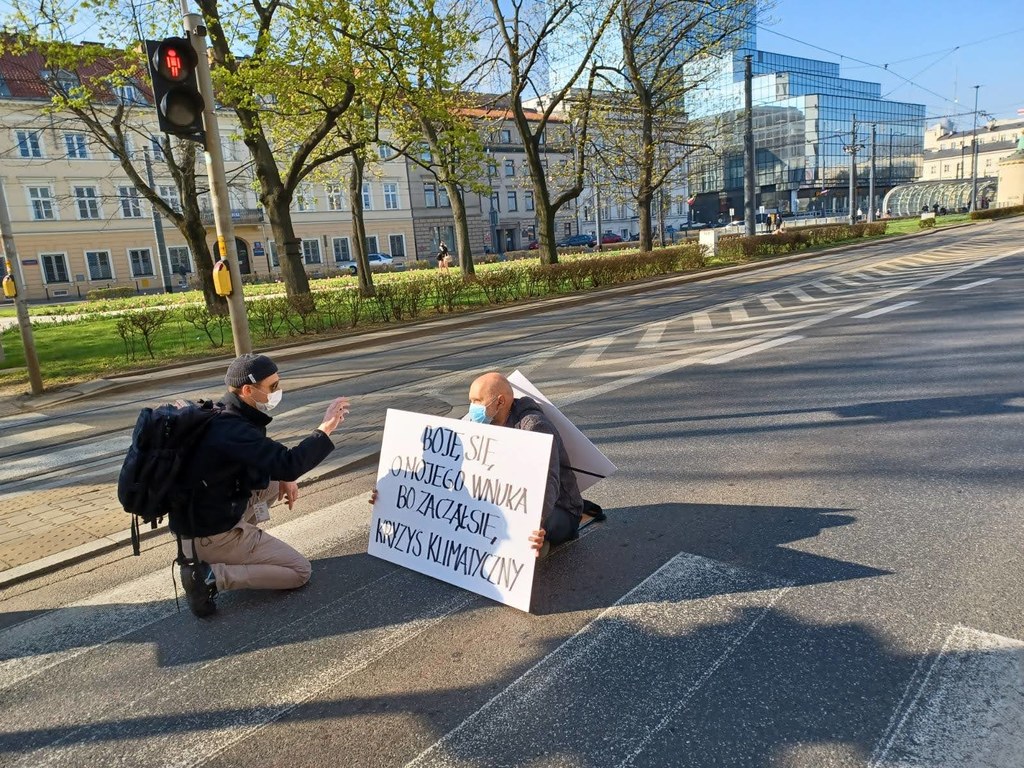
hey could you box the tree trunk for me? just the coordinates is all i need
[637,195,653,252]
[349,155,375,297]
[181,210,226,314]
[446,185,475,275]
[536,201,559,265]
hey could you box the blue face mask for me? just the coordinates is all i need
[468,402,492,424]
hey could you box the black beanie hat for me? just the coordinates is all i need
[225,353,278,388]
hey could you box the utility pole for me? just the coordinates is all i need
[0,179,44,394]
[970,84,980,212]
[180,4,252,354]
[743,54,756,237]
[843,114,864,225]
[594,171,603,252]
[868,124,876,222]
[143,148,173,293]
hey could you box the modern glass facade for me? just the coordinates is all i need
[687,4,926,221]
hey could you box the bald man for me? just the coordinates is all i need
[468,372,604,547]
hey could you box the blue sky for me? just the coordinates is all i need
[760,0,1023,125]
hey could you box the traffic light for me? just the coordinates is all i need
[145,37,205,145]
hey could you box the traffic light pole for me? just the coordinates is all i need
[180,7,252,355]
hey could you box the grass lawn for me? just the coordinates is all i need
[884,213,972,235]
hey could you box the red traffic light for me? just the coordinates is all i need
[153,38,197,84]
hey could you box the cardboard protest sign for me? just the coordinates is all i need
[507,370,617,492]
[368,409,552,612]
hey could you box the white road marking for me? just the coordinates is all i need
[854,301,918,320]
[636,321,668,348]
[692,311,713,331]
[703,335,804,365]
[0,422,91,452]
[787,287,820,303]
[728,303,751,322]
[869,625,1024,768]
[0,412,49,430]
[0,495,376,693]
[951,277,1000,291]
[759,296,786,312]
[0,435,129,484]
[406,553,792,768]
[571,336,616,367]
[559,249,1018,407]
[834,276,869,288]
[811,281,842,294]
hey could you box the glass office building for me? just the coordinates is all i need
[686,5,925,221]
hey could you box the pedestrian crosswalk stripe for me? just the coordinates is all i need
[869,625,1024,768]
[0,423,91,453]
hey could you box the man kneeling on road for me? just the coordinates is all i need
[467,371,604,553]
[174,353,350,618]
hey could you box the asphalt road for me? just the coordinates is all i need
[1,219,1023,767]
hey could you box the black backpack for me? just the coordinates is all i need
[117,400,222,555]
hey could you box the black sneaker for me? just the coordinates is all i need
[582,499,606,522]
[180,561,218,618]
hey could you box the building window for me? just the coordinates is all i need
[332,237,350,262]
[383,182,400,210]
[74,186,101,220]
[269,240,279,267]
[64,132,89,159]
[28,186,55,220]
[504,159,515,177]
[158,185,181,213]
[507,190,518,211]
[41,253,69,283]
[16,130,43,158]
[114,83,141,104]
[378,144,395,160]
[86,250,113,280]
[118,186,143,218]
[365,235,379,254]
[438,186,450,207]
[499,129,512,143]
[525,191,534,211]
[167,246,191,274]
[388,234,406,258]
[129,248,154,277]
[362,182,373,210]
[150,136,164,161]
[302,239,322,264]
[490,191,500,212]
[424,183,437,208]
[295,185,315,212]
[327,184,346,211]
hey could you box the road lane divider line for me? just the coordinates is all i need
[854,301,918,320]
[636,321,668,348]
[0,423,92,454]
[951,277,1000,291]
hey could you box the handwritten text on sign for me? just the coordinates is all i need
[368,409,552,612]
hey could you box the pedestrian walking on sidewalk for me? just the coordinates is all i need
[174,353,350,617]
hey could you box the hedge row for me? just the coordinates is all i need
[717,221,888,260]
[110,243,706,359]
[970,204,1024,221]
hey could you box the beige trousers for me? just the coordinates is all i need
[183,481,312,592]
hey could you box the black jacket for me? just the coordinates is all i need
[169,391,335,538]
[504,396,584,526]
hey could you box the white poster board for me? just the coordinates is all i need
[507,370,617,492]
[368,409,552,612]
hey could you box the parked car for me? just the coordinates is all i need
[527,240,539,250]
[336,252,398,275]
[600,232,623,244]
[557,234,596,248]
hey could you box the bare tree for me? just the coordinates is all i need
[486,0,619,264]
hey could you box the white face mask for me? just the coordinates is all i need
[256,388,283,412]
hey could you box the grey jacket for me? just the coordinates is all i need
[504,396,584,525]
